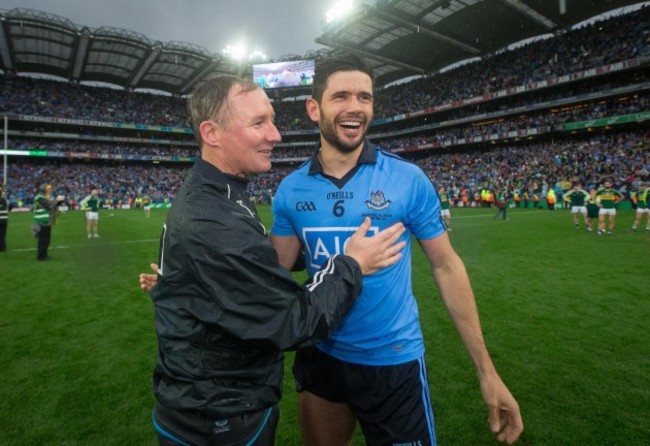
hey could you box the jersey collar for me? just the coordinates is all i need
[308,139,377,176]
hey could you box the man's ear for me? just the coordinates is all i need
[199,120,221,147]
[306,97,320,123]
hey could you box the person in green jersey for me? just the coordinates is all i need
[563,182,591,230]
[80,189,101,238]
[596,180,624,235]
[630,183,649,231]
[585,189,599,232]
[438,186,452,230]
[33,183,65,260]
[493,188,509,220]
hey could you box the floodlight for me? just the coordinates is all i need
[249,50,267,62]
[326,0,356,23]
[223,44,246,61]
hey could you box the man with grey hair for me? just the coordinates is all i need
[146,74,406,446]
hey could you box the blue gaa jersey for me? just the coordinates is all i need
[272,141,446,366]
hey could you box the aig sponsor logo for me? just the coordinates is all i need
[296,201,317,212]
[302,226,378,271]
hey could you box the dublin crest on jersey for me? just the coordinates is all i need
[365,190,392,211]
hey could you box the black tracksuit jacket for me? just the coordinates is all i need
[151,159,362,419]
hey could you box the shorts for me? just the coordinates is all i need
[440,209,450,218]
[571,206,587,214]
[635,207,649,214]
[86,211,99,220]
[153,403,279,446]
[293,346,436,446]
[599,208,616,216]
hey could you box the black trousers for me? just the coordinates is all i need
[155,403,279,446]
[37,225,52,259]
[0,222,6,251]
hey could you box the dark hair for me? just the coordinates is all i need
[311,53,374,103]
[187,75,259,147]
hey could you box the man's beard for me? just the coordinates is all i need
[319,110,367,154]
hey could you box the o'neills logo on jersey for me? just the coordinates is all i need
[365,190,392,210]
[296,201,317,212]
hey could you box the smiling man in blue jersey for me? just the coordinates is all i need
[271,53,523,446]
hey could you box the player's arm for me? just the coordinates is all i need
[270,234,302,271]
[79,195,91,210]
[419,233,523,445]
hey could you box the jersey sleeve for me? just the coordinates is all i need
[270,179,296,236]
[406,168,446,241]
[79,194,91,208]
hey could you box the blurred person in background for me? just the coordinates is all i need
[630,182,649,231]
[32,183,64,260]
[80,188,101,238]
[596,180,624,235]
[0,184,10,252]
[563,182,591,230]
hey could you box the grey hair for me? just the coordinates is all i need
[187,75,260,147]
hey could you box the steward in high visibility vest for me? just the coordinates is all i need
[33,183,65,261]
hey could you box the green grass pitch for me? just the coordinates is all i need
[0,206,648,445]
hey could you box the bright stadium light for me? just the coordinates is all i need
[326,0,357,23]
[249,50,267,62]
[222,43,246,61]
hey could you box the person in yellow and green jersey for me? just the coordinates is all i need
[630,182,649,231]
[438,186,452,231]
[596,180,624,235]
[586,189,600,232]
[563,182,591,230]
[142,195,152,217]
[522,189,529,209]
[80,189,101,238]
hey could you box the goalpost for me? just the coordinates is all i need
[2,114,7,186]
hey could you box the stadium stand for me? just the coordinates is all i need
[0,5,648,209]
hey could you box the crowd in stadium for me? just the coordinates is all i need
[1,7,647,129]
[1,6,648,209]
[7,161,186,209]
[10,88,647,160]
[5,128,648,210]
[373,6,649,119]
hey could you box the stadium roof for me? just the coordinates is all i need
[316,0,647,86]
[0,8,246,95]
[0,1,645,94]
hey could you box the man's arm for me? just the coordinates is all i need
[419,233,523,445]
[270,234,302,271]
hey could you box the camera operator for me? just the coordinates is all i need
[33,183,65,261]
